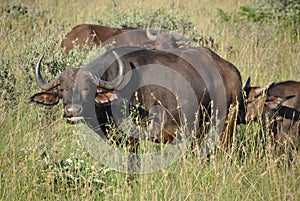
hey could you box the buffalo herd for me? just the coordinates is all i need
[31,20,299,157]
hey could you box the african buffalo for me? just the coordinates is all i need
[31,46,245,152]
[61,24,136,54]
[61,21,186,54]
[244,78,300,148]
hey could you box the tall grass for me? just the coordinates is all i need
[0,0,299,200]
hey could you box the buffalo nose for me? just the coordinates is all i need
[64,104,83,117]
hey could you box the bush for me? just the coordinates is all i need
[218,0,300,23]
[217,0,299,43]
[239,0,300,23]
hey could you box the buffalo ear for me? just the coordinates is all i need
[30,92,60,105]
[265,95,295,111]
[265,96,287,110]
[243,77,251,90]
[95,90,118,104]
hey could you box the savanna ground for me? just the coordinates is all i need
[0,0,299,200]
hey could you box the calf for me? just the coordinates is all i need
[61,24,135,54]
[244,78,300,148]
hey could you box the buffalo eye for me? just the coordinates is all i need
[59,87,69,93]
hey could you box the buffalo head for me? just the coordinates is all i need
[243,77,278,121]
[31,52,125,123]
[243,77,300,156]
[146,19,185,50]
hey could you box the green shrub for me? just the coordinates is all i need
[218,0,300,23]
[217,0,299,44]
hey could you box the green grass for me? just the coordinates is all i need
[0,0,299,200]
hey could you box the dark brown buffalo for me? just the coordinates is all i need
[61,22,186,54]
[61,24,135,54]
[244,78,300,147]
[31,46,245,151]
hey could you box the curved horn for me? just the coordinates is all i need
[35,54,60,90]
[174,23,185,41]
[146,19,157,41]
[95,51,125,90]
